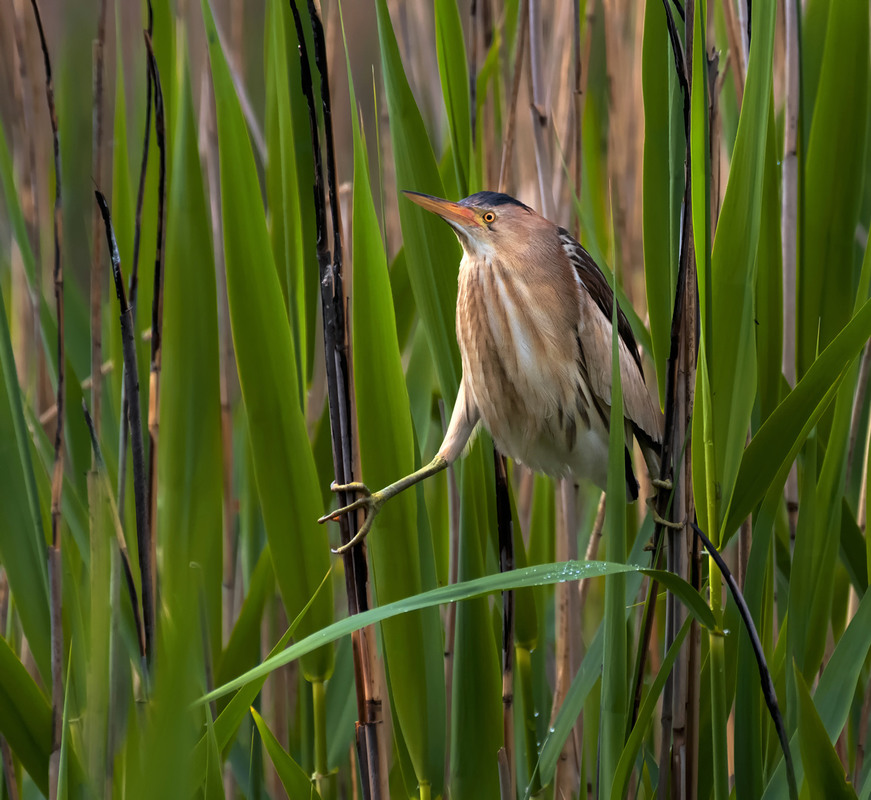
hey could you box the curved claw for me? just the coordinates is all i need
[646,496,684,530]
[318,481,374,524]
[318,494,373,524]
[331,493,383,554]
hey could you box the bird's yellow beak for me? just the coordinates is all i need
[403,191,479,229]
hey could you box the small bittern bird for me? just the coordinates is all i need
[322,191,663,553]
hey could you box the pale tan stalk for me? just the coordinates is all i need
[527,0,555,218]
[721,0,747,105]
[499,0,529,194]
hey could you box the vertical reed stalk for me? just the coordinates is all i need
[288,1,385,795]
[498,0,528,194]
[28,2,64,794]
[96,191,154,668]
[144,33,166,611]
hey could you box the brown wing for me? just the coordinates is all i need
[557,228,663,459]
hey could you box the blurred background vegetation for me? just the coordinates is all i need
[0,0,870,798]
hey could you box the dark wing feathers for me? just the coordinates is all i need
[558,227,663,468]
[557,227,643,372]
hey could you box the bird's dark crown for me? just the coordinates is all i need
[460,191,532,212]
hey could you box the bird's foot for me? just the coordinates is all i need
[318,482,384,554]
[651,478,673,491]
[646,496,684,530]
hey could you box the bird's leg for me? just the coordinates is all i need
[320,380,478,554]
[319,455,449,554]
[646,476,683,530]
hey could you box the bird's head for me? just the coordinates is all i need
[403,190,542,262]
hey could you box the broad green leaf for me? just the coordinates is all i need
[375,0,462,404]
[798,0,869,376]
[160,28,224,660]
[215,546,274,693]
[0,285,50,680]
[0,635,51,796]
[199,560,715,706]
[794,666,858,800]
[449,448,502,799]
[189,567,331,791]
[641,0,681,405]
[251,707,321,799]
[345,20,446,790]
[754,103,784,422]
[723,296,871,539]
[763,583,871,798]
[202,0,333,681]
[265,0,306,401]
[702,0,776,534]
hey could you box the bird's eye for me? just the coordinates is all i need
[482,211,496,223]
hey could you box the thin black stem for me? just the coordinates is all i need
[96,190,154,669]
[307,1,343,280]
[288,3,377,796]
[661,0,689,137]
[119,1,154,518]
[691,524,797,800]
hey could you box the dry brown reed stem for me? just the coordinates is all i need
[578,493,606,611]
[634,0,699,794]
[526,0,554,219]
[664,1,702,786]
[90,0,108,447]
[144,32,166,601]
[27,1,64,794]
[498,0,528,194]
[288,1,384,795]
[721,0,746,105]
[570,0,595,235]
[118,1,155,521]
[96,190,154,668]
[629,0,693,742]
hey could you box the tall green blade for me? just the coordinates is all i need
[0,285,50,680]
[345,27,446,792]
[798,0,869,376]
[702,0,776,536]
[201,0,333,681]
[160,28,223,659]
